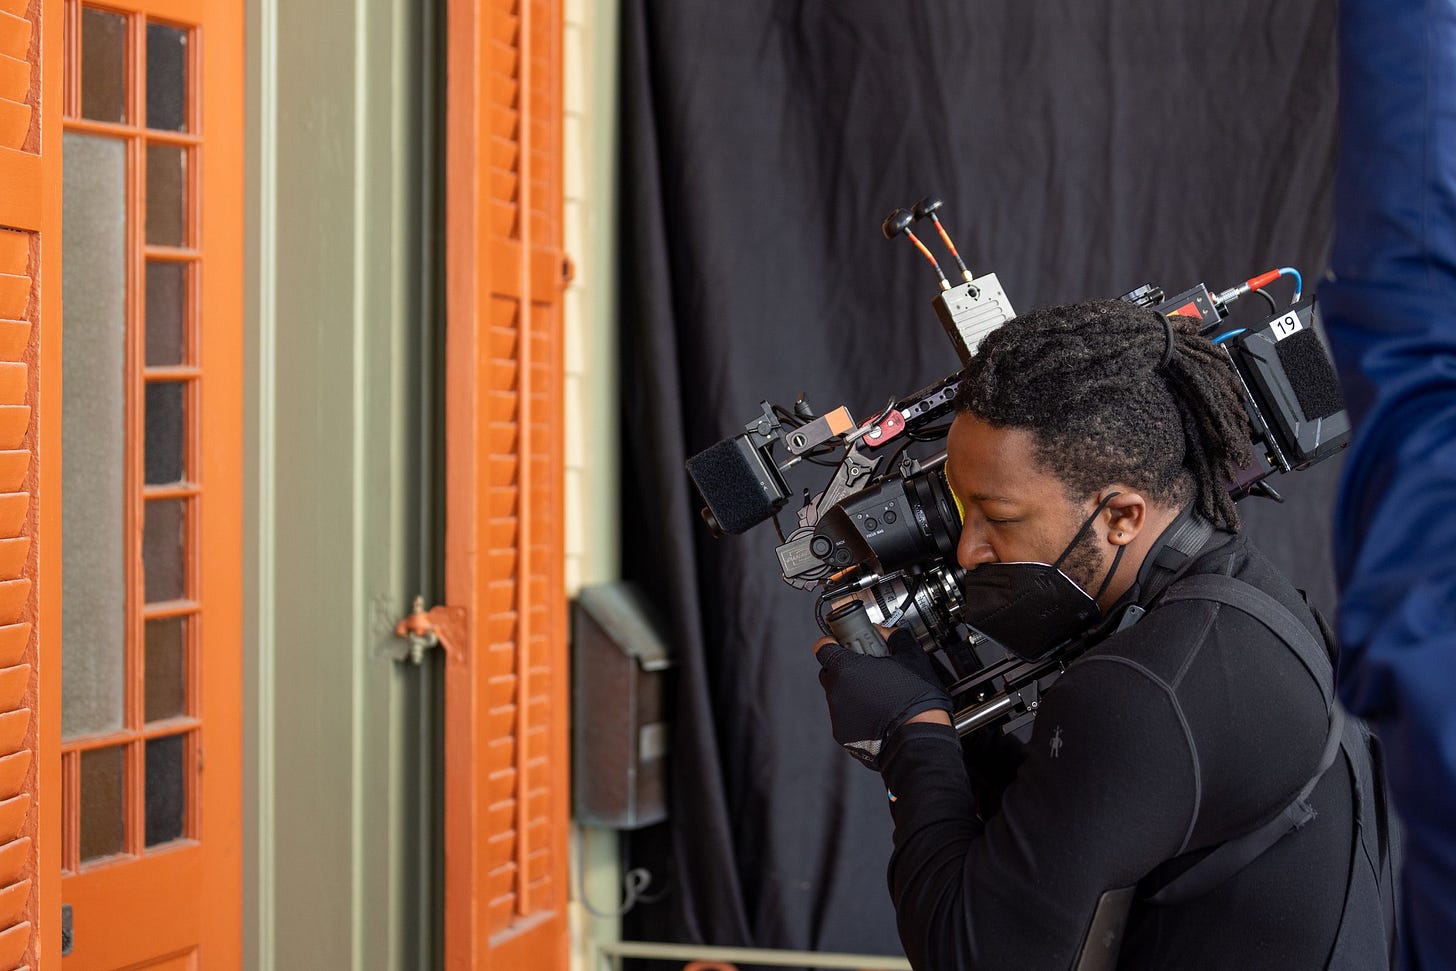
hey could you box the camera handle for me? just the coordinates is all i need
[824,600,890,658]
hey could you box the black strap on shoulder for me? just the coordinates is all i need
[1145,707,1344,905]
[1143,572,1342,907]
[1158,573,1334,709]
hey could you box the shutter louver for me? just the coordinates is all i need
[0,0,33,154]
[446,0,567,965]
[0,224,34,971]
[0,0,42,967]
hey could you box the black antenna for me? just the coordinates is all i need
[913,196,972,282]
[882,208,950,290]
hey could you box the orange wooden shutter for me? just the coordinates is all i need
[443,0,569,968]
[0,0,57,968]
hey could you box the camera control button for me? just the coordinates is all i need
[810,536,834,559]
[865,518,878,531]
[883,510,897,524]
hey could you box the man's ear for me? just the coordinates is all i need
[1101,490,1147,546]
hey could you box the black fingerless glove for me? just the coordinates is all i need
[816,630,953,771]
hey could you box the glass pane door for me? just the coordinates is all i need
[61,0,200,874]
[57,0,241,965]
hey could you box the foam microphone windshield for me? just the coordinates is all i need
[685,436,789,535]
[1276,329,1344,420]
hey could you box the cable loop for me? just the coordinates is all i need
[1156,311,1176,370]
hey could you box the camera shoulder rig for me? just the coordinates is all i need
[687,200,1348,740]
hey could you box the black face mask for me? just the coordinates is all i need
[958,493,1127,661]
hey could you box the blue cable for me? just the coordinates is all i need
[1213,329,1247,345]
[1278,266,1304,303]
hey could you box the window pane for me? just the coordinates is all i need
[144,616,186,722]
[143,499,186,603]
[145,145,187,246]
[80,746,126,862]
[62,133,127,740]
[144,381,185,484]
[81,8,126,123]
[145,262,186,366]
[145,24,188,132]
[145,734,186,846]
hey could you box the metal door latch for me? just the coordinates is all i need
[389,596,466,664]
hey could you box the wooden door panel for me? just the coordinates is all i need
[55,0,242,967]
[58,848,199,968]
[120,954,195,971]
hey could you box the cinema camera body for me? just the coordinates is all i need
[686,199,1349,741]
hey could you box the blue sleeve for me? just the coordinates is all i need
[1320,1,1456,966]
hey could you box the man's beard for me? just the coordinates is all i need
[1056,518,1107,596]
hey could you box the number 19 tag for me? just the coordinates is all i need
[1270,312,1303,341]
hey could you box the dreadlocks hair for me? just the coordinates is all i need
[954,298,1251,531]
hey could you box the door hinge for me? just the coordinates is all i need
[60,903,73,955]
[390,596,467,664]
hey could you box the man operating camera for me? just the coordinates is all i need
[813,299,1396,969]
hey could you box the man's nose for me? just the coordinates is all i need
[956,528,997,570]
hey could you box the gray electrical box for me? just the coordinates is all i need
[571,582,674,829]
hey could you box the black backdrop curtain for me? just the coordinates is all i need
[617,1,1340,959]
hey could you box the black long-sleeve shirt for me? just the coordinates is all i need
[880,526,1382,969]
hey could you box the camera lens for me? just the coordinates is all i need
[903,468,961,562]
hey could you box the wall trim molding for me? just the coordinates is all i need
[245,0,280,966]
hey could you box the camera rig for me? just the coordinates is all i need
[686,197,1349,740]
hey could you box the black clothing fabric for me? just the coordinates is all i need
[881,524,1386,970]
[618,2,1343,957]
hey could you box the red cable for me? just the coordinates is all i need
[905,230,949,285]
[1246,269,1281,291]
[933,221,964,266]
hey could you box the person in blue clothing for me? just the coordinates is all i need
[1320,1,1456,968]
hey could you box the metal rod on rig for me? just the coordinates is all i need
[914,196,972,282]
[883,207,951,291]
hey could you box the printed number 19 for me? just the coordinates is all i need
[1271,313,1304,341]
